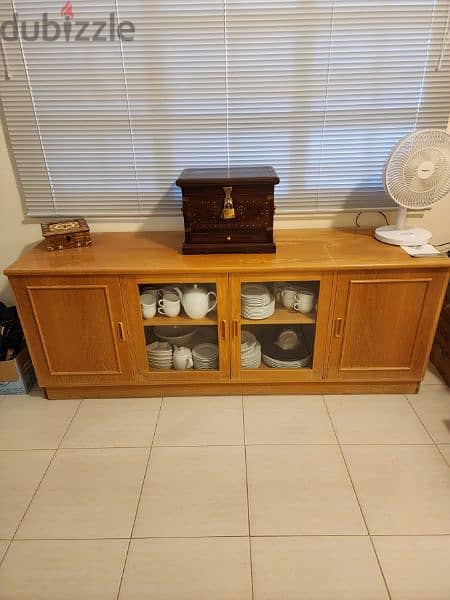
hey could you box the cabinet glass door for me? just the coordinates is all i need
[124,275,229,382]
[230,274,332,382]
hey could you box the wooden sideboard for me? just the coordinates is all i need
[4,229,449,399]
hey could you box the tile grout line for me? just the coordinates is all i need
[6,532,450,541]
[242,395,255,600]
[322,395,393,600]
[0,398,84,569]
[115,396,163,600]
[406,396,450,467]
[1,441,445,451]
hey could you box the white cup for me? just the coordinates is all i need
[158,292,181,317]
[158,287,182,300]
[294,289,315,314]
[279,287,299,309]
[140,292,157,319]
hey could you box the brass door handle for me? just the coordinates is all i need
[118,322,126,342]
[335,318,344,338]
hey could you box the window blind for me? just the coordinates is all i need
[1,0,450,217]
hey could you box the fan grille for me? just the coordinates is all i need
[385,129,450,209]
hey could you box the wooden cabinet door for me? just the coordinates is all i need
[122,273,231,384]
[229,272,333,382]
[11,276,133,387]
[327,269,449,381]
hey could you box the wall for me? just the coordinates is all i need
[1,118,449,306]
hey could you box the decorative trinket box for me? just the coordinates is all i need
[41,218,92,251]
[176,166,280,254]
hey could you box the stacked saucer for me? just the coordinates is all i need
[192,343,218,370]
[241,330,261,369]
[262,353,311,369]
[147,341,173,370]
[241,284,275,320]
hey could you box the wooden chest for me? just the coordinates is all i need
[176,166,280,254]
[41,218,92,251]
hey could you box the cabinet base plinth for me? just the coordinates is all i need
[44,381,420,400]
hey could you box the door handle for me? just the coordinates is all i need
[220,320,227,340]
[118,321,126,342]
[232,319,239,338]
[335,318,344,338]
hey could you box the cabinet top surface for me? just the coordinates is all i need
[5,229,450,277]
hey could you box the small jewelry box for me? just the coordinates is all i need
[41,218,92,251]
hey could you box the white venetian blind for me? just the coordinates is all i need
[0,0,450,216]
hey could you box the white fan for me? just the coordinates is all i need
[375,118,450,246]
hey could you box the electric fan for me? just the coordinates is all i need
[375,119,450,246]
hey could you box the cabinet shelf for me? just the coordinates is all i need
[241,307,316,326]
[143,313,217,327]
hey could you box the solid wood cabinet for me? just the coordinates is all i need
[5,230,449,399]
[327,270,449,381]
[11,275,133,387]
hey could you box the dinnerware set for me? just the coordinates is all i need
[277,284,316,314]
[140,284,217,320]
[262,352,311,369]
[192,343,219,370]
[241,330,262,369]
[147,341,173,370]
[241,284,275,320]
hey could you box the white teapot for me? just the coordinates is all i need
[173,346,193,371]
[181,284,217,319]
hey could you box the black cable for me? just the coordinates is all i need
[435,241,450,247]
[355,211,389,228]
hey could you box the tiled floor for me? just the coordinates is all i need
[0,366,449,599]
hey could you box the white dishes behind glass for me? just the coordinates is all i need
[140,291,157,319]
[276,283,316,314]
[294,288,316,314]
[241,330,261,369]
[147,341,173,370]
[192,343,218,370]
[241,284,275,320]
[241,284,272,306]
[154,326,198,347]
[262,353,311,369]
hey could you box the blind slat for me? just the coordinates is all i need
[1,0,450,216]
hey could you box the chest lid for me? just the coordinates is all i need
[176,166,279,187]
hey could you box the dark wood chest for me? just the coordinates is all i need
[176,166,280,254]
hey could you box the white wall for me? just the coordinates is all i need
[1,118,449,306]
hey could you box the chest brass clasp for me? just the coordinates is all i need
[221,186,236,220]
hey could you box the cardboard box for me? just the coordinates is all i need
[0,346,36,394]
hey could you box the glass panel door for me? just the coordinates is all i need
[231,275,331,382]
[125,275,229,382]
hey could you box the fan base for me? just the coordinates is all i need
[375,226,432,246]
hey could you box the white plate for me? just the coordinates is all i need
[192,343,218,359]
[241,284,270,297]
